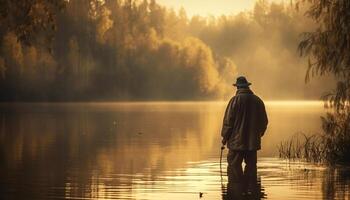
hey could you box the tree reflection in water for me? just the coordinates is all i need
[1,103,350,200]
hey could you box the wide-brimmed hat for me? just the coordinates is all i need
[233,76,251,87]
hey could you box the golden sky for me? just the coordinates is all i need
[157,0,286,17]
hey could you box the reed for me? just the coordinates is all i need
[278,133,326,163]
[278,129,350,164]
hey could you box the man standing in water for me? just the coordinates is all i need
[221,76,268,184]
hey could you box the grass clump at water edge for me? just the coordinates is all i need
[278,133,325,163]
[278,112,350,165]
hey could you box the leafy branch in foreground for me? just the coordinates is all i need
[289,0,350,164]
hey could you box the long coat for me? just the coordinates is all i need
[221,88,268,151]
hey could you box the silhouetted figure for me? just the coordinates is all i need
[221,76,268,198]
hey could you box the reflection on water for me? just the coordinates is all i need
[0,102,349,199]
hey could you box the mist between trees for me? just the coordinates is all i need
[0,0,334,101]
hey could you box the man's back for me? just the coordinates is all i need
[221,88,268,151]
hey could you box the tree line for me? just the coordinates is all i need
[0,0,329,101]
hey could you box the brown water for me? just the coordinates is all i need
[0,102,349,200]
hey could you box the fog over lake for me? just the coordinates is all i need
[1,102,349,200]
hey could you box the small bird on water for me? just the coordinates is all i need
[199,192,204,198]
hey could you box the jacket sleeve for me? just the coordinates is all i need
[221,97,235,144]
[260,101,268,136]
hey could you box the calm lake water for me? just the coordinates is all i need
[1,102,350,200]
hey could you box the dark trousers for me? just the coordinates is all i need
[223,150,262,199]
[227,150,257,182]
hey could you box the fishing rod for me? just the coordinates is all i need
[220,145,227,199]
[220,145,225,186]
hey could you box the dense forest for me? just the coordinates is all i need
[0,0,332,101]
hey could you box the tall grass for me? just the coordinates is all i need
[278,133,326,163]
[279,112,350,164]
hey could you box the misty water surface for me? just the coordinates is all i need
[0,102,349,199]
